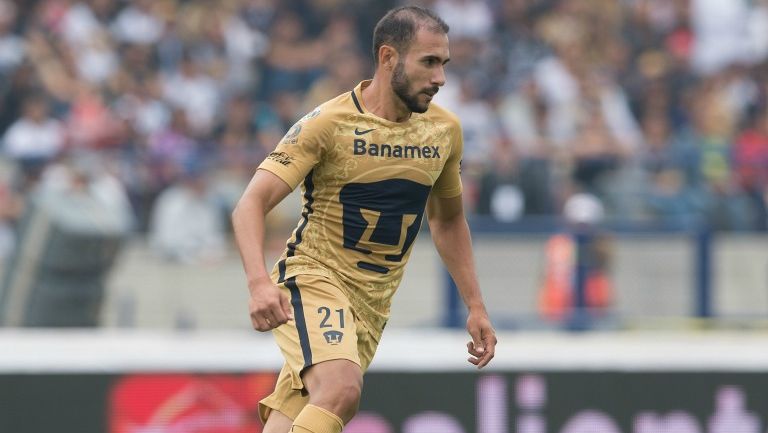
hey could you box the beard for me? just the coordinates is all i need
[391,60,438,114]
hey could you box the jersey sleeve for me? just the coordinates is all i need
[258,107,330,190]
[431,119,464,198]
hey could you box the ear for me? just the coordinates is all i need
[378,44,398,71]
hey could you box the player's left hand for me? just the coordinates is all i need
[466,308,497,369]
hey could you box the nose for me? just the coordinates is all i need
[432,65,446,87]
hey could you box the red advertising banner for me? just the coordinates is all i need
[109,373,278,433]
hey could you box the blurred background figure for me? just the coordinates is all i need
[148,155,226,265]
[0,152,131,327]
[733,106,768,231]
[0,1,24,76]
[2,94,64,190]
[0,158,21,265]
[538,190,613,323]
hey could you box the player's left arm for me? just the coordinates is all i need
[426,193,497,369]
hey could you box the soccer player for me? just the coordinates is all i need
[232,6,497,433]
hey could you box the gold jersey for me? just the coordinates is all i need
[259,80,463,338]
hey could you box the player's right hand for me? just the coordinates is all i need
[248,277,293,331]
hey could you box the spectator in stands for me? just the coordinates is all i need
[260,11,326,98]
[147,108,198,189]
[639,111,702,227]
[162,54,221,137]
[444,76,504,211]
[210,95,265,215]
[59,0,114,50]
[0,1,24,77]
[493,0,550,93]
[1,0,768,243]
[321,13,362,55]
[149,155,226,265]
[302,49,366,112]
[1,94,64,189]
[66,82,124,150]
[36,151,133,232]
[476,141,524,222]
[734,107,768,230]
[748,0,768,63]
[110,0,164,46]
[569,108,626,205]
[434,0,493,41]
[0,158,21,264]
[498,78,556,215]
[690,0,752,75]
[114,72,171,138]
[677,86,751,230]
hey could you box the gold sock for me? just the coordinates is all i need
[290,404,344,433]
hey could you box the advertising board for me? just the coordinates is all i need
[2,371,766,433]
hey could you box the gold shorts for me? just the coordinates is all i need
[258,274,379,423]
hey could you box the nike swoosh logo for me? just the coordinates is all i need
[354,127,375,135]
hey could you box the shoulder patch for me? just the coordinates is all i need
[302,107,321,121]
[281,123,302,145]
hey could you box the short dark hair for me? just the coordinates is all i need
[372,6,449,67]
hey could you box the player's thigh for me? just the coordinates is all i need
[303,358,363,396]
[272,274,361,389]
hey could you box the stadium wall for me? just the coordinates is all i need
[96,234,768,330]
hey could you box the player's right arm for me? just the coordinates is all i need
[234,105,329,331]
[232,169,294,331]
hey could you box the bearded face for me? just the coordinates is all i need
[391,58,439,114]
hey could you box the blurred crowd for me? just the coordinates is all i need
[1,0,768,264]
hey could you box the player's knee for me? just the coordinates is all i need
[305,361,363,422]
[335,376,362,412]
[323,376,361,422]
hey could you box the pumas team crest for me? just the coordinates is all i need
[323,330,344,345]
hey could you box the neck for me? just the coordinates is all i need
[361,75,412,123]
